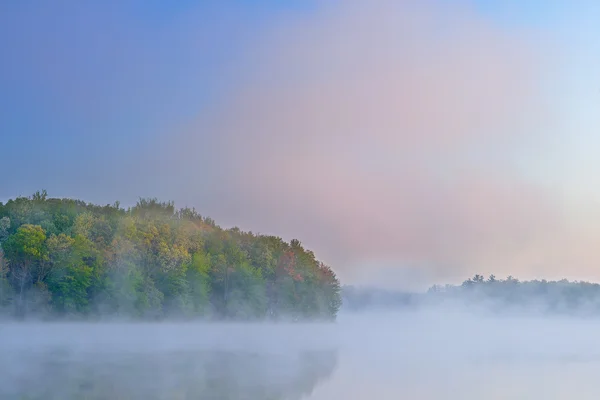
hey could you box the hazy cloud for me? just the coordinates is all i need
[165,0,571,287]
[4,0,593,288]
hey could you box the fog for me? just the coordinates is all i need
[318,311,600,399]
[0,322,338,399]
[3,310,600,399]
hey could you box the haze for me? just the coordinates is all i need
[2,0,600,286]
[2,0,600,399]
[4,310,600,399]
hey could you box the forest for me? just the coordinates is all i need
[0,191,341,320]
[343,274,600,316]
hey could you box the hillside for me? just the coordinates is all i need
[0,191,341,320]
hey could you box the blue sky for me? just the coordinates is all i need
[1,0,595,202]
[0,1,317,201]
[1,0,600,286]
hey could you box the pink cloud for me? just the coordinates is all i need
[168,0,576,286]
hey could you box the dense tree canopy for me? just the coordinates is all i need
[0,192,341,320]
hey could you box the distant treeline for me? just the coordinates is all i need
[0,191,341,320]
[343,274,600,316]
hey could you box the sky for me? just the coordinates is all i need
[1,0,600,289]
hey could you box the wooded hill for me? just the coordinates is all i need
[0,191,341,320]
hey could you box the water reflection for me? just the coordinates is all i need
[0,324,338,400]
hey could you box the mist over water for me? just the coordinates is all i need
[4,311,600,399]
[312,311,600,400]
[3,0,600,398]
[0,323,338,400]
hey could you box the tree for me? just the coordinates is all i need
[0,217,10,307]
[0,194,343,321]
[0,217,9,242]
[0,248,10,308]
[31,189,48,202]
[316,262,342,320]
[2,224,48,316]
[186,251,211,316]
[42,233,75,282]
[44,233,96,314]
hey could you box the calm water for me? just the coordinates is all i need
[2,312,600,399]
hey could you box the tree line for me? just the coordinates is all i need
[343,274,600,316]
[427,274,600,315]
[0,191,341,320]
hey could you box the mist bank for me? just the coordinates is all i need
[0,191,341,321]
[0,322,338,400]
[5,313,600,399]
[342,274,600,318]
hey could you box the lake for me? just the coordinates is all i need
[2,311,600,399]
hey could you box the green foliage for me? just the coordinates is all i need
[3,224,47,262]
[48,262,93,314]
[0,249,11,308]
[0,217,9,242]
[186,251,211,315]
[0,192,342,320]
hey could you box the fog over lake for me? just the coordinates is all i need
[3,310,600,399]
